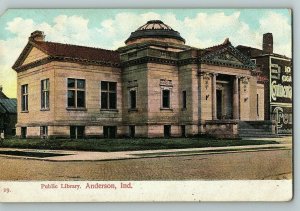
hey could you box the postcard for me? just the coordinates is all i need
[0,9,292,202]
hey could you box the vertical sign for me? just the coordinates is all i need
[270,57,292,134]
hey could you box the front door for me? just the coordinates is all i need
[217,89,223,119]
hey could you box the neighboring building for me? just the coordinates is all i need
[237,33,292,135]
[0,86,17,137]
[12,20,269,139]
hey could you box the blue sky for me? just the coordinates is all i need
[0,9,292,97]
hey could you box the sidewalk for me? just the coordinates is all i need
[0,137,292,162]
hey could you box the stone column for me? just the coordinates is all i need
[233,75,239,120]
[212,73,217,120]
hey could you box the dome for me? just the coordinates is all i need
[125,20,186,45]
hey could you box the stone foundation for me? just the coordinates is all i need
[204,120,239,139]
[15,124,200,139]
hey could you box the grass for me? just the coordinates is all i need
[0,137,279,152]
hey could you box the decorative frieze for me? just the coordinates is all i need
[160,78,173,87]
[241,76,249,84]
[201,72,211,90]
[128,52,137,59]
[241,76,250,93]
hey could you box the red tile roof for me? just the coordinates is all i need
[257,75,269,83]
[32,41,120,64]
[236,45,290,59]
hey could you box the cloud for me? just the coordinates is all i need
[94,11,291,57]
[0,15,93,97]
[0,11,292,98]
[258,11,292,57]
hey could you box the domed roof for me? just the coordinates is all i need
[125,20,185,45]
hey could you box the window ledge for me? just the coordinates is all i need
[128,108,138,112]
[40,108,50,111]
[160,108,173,111]
[100,109,119,112]
[21,111,29,113]
[66,107,87,111]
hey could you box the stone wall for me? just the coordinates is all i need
[240,77,251,120]
[22,47,48,66]
[53,61,122,126]
[204,120,239,139]
[16,60,124,138]
[147,63,179,123]
[257,83,265,120]
[248,76,258,120]
[17,63,56,130]
[121,64,148,127]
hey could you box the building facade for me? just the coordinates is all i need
[13,20,268,139]
[237,33,292,135]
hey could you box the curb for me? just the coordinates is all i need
[0,144,291,162]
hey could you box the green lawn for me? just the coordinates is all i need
[0,138,279,152]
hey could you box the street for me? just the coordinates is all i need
[0,148,292,180]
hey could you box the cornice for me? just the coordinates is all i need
[14,56,121,72]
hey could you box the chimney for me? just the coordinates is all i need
[29,30,45,41]
[262,33,273,54]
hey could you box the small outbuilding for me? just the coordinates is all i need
[0,86,17,137]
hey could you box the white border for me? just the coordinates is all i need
[0,180,293,202]
[0,0,298,210]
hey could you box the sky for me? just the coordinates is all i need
[0,9,292,98]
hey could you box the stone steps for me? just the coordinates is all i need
[238,133,279,138]
[238,128,270,132]
[238,121,277,138]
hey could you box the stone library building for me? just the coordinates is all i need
[13,20,272,139]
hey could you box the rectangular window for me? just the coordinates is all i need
[70,126,85,139]
[41,79,49,109]
[103,126,117,138]
[164,125,171,138]
[162,89,170,108]
[182,90,187,109]
[129,90,137,109]
[129,125,135,138]
[21,127,27,139]
[21,84,28,111]
[181,125,186,137]
[40,126,48,138]
[67,79,85,108]
[101,81,117,109]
